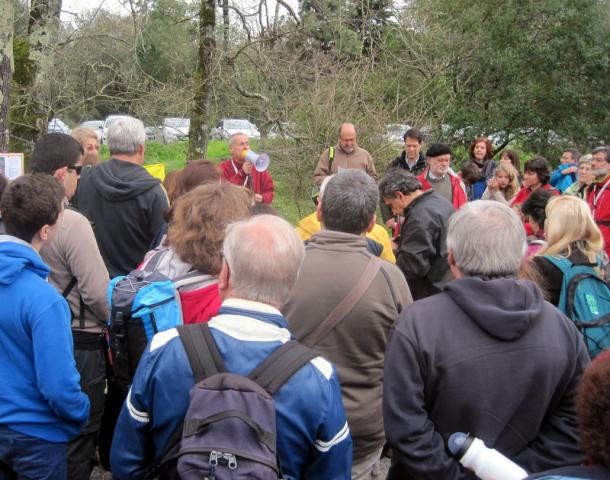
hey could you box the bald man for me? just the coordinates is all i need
[313,123,378,185]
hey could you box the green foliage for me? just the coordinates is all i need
[137,0,197,85]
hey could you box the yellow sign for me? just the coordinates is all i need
[144,163,166,181]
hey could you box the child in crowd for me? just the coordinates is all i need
[482,163,520,205]
[460,161,482,201]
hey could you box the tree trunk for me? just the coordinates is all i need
[0,0,13,152]
[188,0,216,160]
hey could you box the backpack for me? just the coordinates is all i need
[108,251,208,392]
[544,255,610,358]
[154,323,318,479]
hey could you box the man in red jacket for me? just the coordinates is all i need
[587,146,610,257]
[417,143,467,209]
[219,132,274,204]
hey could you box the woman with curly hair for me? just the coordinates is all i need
[468,137,497,200]
[140,182,252,323]
[526,352,610,479]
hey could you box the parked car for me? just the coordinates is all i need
[145,125,162,142]
[48,118,70,135]
[210,118,261,140]
[267,122,298,139]
[384,124,410,145]
[102,114,131,144]
[162,117,190,143]
[79,120,104,142]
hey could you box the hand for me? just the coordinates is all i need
[563,166,578,174]
[254,194,263,202]
[242,161,253,175]
[487,178,498,191]
[386,218,396,229]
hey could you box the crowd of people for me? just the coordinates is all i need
[0,116,609,480]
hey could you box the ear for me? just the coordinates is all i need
[55,166,68,182]
[448,250,462,280]
[138,143,145,157]
[316,199,323,224]
[39,224,51,242]
[364,214,376,234]
[218,260,230,298]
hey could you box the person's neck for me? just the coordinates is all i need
[112,153,142,165]
[596,173,610,183]
[231,156,244,165]
[530,183,542,191]
[406,155,418,166]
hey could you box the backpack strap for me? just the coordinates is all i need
[249,340,319,395]
[300,255,382,347]
[328,145,335,172]
[177,323,226,382]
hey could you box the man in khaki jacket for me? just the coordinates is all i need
[31,133,109,480]
[283,169,412,480]
[314,123,378,185]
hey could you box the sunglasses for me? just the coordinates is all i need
[68,165,83,175]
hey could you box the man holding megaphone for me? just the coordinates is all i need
[219,132,274,204]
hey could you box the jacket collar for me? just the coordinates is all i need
[308,229,368,251]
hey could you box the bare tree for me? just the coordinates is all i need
[0,0,13,151]
[188,0,216,159]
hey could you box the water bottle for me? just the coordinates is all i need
[448,432,528,480]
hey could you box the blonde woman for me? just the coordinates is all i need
[532,195,604,306]
[481,163,520,204]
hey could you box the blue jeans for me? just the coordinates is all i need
[0,425,67,480]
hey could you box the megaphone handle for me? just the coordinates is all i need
[245,174,252,189]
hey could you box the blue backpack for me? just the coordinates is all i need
[108,251,207,392]
[544,255,610,358]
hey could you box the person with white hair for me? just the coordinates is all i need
[76,116,168,278]
[218,132,274,203]
[383,200,590,479]
[111,215,352,479]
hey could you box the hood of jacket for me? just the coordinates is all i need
[0,235,49,285]
[444,276,543,341]
[308,229,369,252]
[87,158,161,202]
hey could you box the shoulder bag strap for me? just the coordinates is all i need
[328,145,335,172]
[177,323,226,382]
[249,340,319,395]
[301,255,382,347]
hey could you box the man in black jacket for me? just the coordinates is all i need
[76,116,168,278]
[383,200,589,479]
[379,169,453,300]
[382,128,427,225]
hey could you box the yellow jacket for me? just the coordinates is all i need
[295,212,396,264]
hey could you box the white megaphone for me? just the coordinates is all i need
[240,149,270,172]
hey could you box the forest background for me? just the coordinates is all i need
[0,0,609,222]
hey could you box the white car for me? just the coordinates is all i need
[79,120,104,142]
[384,124,410,145]
[102,114,131,145]
[48,118,70,135]
[210,119,261,140]
[162,118,190,143]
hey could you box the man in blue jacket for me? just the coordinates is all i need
[0,174,90,479]
[111,214,352,479]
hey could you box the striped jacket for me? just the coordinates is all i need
[110,298,352,479]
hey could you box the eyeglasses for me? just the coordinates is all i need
[68,165,83,175]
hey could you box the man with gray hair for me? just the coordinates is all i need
[379,168,454,300]
[587,146,610,258]
[111,215,352,479]
[284,169,411,479]
[219,132,274,203]
[383,201,589,479]
[76,116,168,278]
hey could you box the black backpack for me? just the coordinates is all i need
[153,323,318,479]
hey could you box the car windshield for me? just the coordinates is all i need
[165,118,189,128]
[82,121,102,128]
[225,120,251,129]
